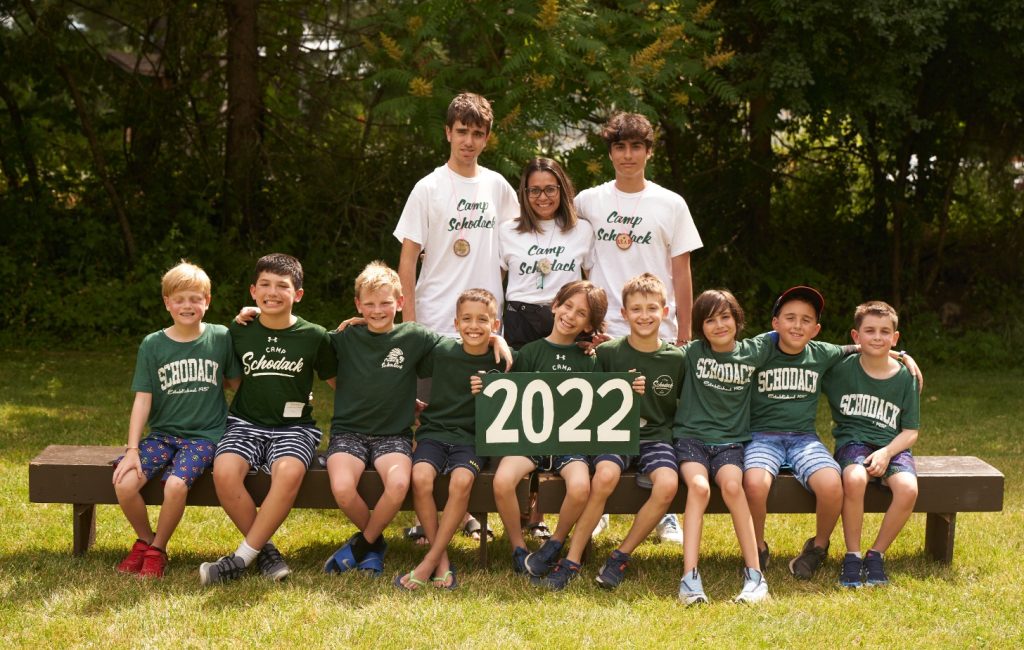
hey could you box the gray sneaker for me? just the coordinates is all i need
[789,537,828,580]
[199,553,247,586]
[256,541,291,581]
[678,568,709,605]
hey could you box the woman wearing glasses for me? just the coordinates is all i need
[499,157,596,350]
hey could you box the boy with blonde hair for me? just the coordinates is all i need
[113,261,240,578]
[324,262,510,575]
[825,301,920,588]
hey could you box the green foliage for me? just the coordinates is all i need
[0,1,1022,362]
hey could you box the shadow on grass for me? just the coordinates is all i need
[0,535,962,614]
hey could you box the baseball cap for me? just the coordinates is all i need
[772,286,825,318]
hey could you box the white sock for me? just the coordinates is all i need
[235,540,260,566]
[848,551,863,559]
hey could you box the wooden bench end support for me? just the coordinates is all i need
[924,512,956,564]
[73,503,96,556]
[472,512,488,568]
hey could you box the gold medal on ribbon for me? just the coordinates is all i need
[615,233,633,250]
[453,239,471,257]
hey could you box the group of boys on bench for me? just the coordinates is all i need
[111,93,921,604]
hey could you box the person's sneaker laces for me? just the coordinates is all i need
[758,542,771,572]
[789,537,828,580]
[116,539,151,574]
[863,550,889,586]
[525,539,563,577]
[512,546,529,575]
[678,568,709,605]
[591,513,610,539]
[595,549,630,590]
[655,514,684,544]
[839,553,864,588]
[734,567,770,603]
[138,547,167,578]
[256,541,291,582]
[534,557,581,591]
[199,553,248,586]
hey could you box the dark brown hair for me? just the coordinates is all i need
[515,157,579,234]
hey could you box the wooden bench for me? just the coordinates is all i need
[28,445,530,567]
[537,456,1003,564]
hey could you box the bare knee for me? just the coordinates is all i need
[163,477,189,501]
[412,465,436,494]
[591,468,620,496]
[449,469,475,495]
[719,477,744,502]
[686,477,711,504]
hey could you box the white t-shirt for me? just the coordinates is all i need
[499,219,594,305]
[575,180,702,340]
[393,164,519,337]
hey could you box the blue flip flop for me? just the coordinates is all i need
[323,535,358,574]
[432,564,458,590]
[393,570,428,592]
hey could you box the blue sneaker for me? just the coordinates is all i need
[324,534,358,574]
[595,549,631,590]
[512,546,529,575]
[863,550,889,586]
[357,539,388,575]
[533,557,581,591]
[839,553,864,588]
[678,568,709,605]
[525,539,563,577]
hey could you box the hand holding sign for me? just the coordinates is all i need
[475,373,641,456]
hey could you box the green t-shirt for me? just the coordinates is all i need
[749,340,849,435]
[229,316,336,426]
[416,338,506,445]
[330,322,442,437]
[595,337,684,442]
[131,323,241,442]
[822,354,921,448]
[514,338,596,373]
[672,333,775,444]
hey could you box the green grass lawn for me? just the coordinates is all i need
[1,348,1022,648]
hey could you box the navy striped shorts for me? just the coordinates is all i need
[215,415,322,473]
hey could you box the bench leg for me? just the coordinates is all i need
[73,503,96,556]
[924,512,956,564]
[473,512,488,569]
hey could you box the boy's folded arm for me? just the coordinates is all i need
[865,428,919,476]
[234,306,260,325]
[489,333,514,371]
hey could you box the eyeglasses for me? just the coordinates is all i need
[526,185,560,199]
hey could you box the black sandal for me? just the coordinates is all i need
[462,516,494,541]
[526,521,553,540]
[404,525,427,542]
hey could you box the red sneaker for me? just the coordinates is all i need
[116,539,150,574]
[138,547,167,578]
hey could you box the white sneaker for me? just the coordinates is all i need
[591,514,610,539]
[734,567,769,604]
[655,514,684,544]
[678,568,709,605]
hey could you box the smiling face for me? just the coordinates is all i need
[446,119,489,171]
[526,170,561,221]
[702,308,738,353]
[851,313,900,359]
[355,286,403,334]
[622,291,668,341]
[550,293,593,343]
[250,271,302,319]
[163,289,210,329]
[772,299,822,354]
[609,138,651,184]
[455,300,499,354]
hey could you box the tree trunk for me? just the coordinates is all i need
[0,78,41,199]
[223,0,263,238]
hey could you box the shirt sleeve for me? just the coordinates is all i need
[222,328,242,379]
[899,372,921,431]
[393,179,429,246]
[667,194,703,258]
[315,329,338,380]
[130,336,154,393]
